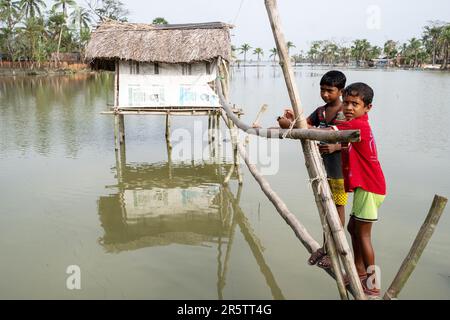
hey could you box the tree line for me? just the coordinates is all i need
[1,1,449,71]
[233,21,450,69]
[0,0,132,67]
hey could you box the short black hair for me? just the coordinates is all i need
[343,82,374,105]
[320,70,347,90]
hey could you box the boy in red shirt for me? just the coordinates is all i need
[332,82,386,297]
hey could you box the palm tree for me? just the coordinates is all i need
[407,38,423,67]
[239,43,251,66]
[19,16,45,67]
[339,46,351,65]
[70,6,92,53]
[423,22,444,65]
[269,47,278,64]
[352,39,371,65]
[52,0,75,18]
[0,0,22,61]
[383,40,398,59]
[308,41,321,64]
[438,24,450,69]
[19,0,46,19]
[286,41,295,55]
[253,47,263,65]
[0,0,21,27]
[70,6,92,33]
[322,41,338,64]
[368,46,382,60]
[152,17,168,25]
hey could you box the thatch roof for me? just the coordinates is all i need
[85,21,233,64]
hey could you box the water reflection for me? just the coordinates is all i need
[97,143,285,299]
[98,161,231,251]
[0,73,113,158]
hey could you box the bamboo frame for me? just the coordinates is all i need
[264,0,365,299]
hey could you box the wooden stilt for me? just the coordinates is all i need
[384,195,447,300]
[165,113,173,179]
[114,114,120,151]
[119,114,125,144]
[264,0,365,299]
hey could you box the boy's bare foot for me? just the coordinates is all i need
[308,247,326,265]
[317,255,332,269]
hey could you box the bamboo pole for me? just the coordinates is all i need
[384,195,448,300]
[216,88,359,144]
[221,110,358,298]
[264,0,365,299]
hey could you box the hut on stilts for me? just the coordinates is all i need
[85,20,241,168]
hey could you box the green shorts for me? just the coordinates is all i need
[351,188,385,222]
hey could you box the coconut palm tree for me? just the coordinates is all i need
[438,24,450,69]
[307,41,321,64]
[253,47,263,65]
[70,6,92,53]
[19,16,45,67]
[423,22,444,65]
[269,47,277,64]
[239,43,251,66]
[351,39,371,65]
[19,0,46,19]
[339,46,351,65]
[407,38,423,67]
[286,41,295,55]
[52,0,75,18]
[0,0,22,61]
[383,40,398,59]
[152,17,168,25]
[70,6,92,33]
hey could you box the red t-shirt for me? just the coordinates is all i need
[334,114,386,195]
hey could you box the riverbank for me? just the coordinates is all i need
[0,67,93,77]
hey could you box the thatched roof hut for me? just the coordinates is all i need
[85,21,233,64]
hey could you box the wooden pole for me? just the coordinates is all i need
[119,114,125,144]
[114,60,121,150]
[221,110,358,297]
[216,89,359,143]
[384,195,448,300]
[264,0,365,299]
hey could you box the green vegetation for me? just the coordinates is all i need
[235,21,450,69]
[0,0,130,68]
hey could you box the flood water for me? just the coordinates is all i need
[0,66,449,299]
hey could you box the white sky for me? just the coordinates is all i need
[75,0,450,54]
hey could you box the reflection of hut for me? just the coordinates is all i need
[85,21,232,110]
[97,162,233,252]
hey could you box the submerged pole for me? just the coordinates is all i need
[384,195,447,300]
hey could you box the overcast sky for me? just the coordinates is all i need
[79,0,450,53]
